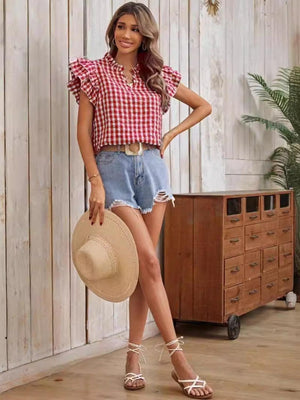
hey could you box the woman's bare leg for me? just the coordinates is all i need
[112,204,213,397]
[117,203,167,388]
[127,203,166,343]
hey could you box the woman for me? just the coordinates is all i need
[67,2,213,398]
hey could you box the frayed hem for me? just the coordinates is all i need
[107,191,175,215]
[107,199,140,211]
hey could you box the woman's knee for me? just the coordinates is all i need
[139,252,161,281]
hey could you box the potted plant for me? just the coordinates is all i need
[241,66,300,299]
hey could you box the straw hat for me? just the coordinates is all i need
[72,210,139,302]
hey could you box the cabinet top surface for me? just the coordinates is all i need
[173,189,293,197]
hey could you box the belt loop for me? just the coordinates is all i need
[117,144,121,154]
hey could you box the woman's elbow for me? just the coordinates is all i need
[205,103,212,116]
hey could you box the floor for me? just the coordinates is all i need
[1,300,299,400]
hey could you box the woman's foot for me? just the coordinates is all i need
[124,343,146,390]
[166,338,213,398]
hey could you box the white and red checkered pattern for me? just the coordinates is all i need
[67,52,181,154]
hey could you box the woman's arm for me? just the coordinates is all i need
[160,82,212,156]
[77,90,105,225]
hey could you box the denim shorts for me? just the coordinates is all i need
[95,147,175,214]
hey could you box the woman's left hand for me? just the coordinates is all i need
[160,132,173,158]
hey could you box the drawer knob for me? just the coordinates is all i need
[249,215,258,220]
[230,296,240,303]
[249,262,258,267]
[230,217,240,222]
[267,231,275,235]
[249,289,258,295]
[266,282,274,288]
[284,252,292,257]
[230,266,240,273]
[282,277,290,282]
[230,238,240,243]
[266,211,275,217]
[267,257,276,262]
[250,234,259,239]
[282,228,291,233]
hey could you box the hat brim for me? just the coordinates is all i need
[72,210,139,302]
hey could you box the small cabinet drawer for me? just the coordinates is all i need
[261,194,277,221]
[224,197,243,227]
[261,227,278,248]
[224,255,244,287]
[261,270,278,303]
[245,220,277,251]
[243,277,261,313]
[245,232,262,251]
[245,196,260,225]
[262,246,278,272]
[278,193,292,217]
[225,284,244,316]
[278,217,293,244]
[245,250,261,280]
[279,243,293,267]
[224,227,244,258]
[278,265,293,294]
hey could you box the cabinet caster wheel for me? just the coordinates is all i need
[285,291,297,309]
[227,315,240,340]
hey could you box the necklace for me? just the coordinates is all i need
[124,70,133,85]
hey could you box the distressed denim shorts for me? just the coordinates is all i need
[95,147,175,214]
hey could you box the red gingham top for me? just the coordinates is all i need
[67,52,181,154]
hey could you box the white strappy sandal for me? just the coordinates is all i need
[124,342,146,391]
[155,336,213,399]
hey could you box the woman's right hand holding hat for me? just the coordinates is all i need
[89,177,105,226]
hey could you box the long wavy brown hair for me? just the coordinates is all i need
[105,2,170,113]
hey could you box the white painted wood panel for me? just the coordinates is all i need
[0,0,6,373]
[231,0,245,161]
[264,0,288,152]
[178,0,190,193]
[28,0,52,362]
[189,0,201,192]
[199,0,225,191]
[288,0,300,66]
[5,0,30,369]
[247,0,265,161]
[169,0,181,193]
[69,0,86,349]
[225,159,272,175]
[51,0,70,354]
[224,0,234,160]
[226,174,278,191]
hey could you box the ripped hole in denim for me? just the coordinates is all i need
[154,190,170,203]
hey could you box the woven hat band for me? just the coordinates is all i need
[76,235,118,281]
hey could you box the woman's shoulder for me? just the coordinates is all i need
[161,65,182,82]
[161,65,182,97]
[68,53,108,71]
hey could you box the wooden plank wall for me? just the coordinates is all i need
[224,0,299,190]
[0,0,299,386]
[0,0,6,373]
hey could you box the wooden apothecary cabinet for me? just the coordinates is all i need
[164,190,295,339]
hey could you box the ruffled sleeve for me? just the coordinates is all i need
[162,65,182,97]
[67,57,100,106]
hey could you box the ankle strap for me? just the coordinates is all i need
[127,342,147,364]
[155,336,184,362]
